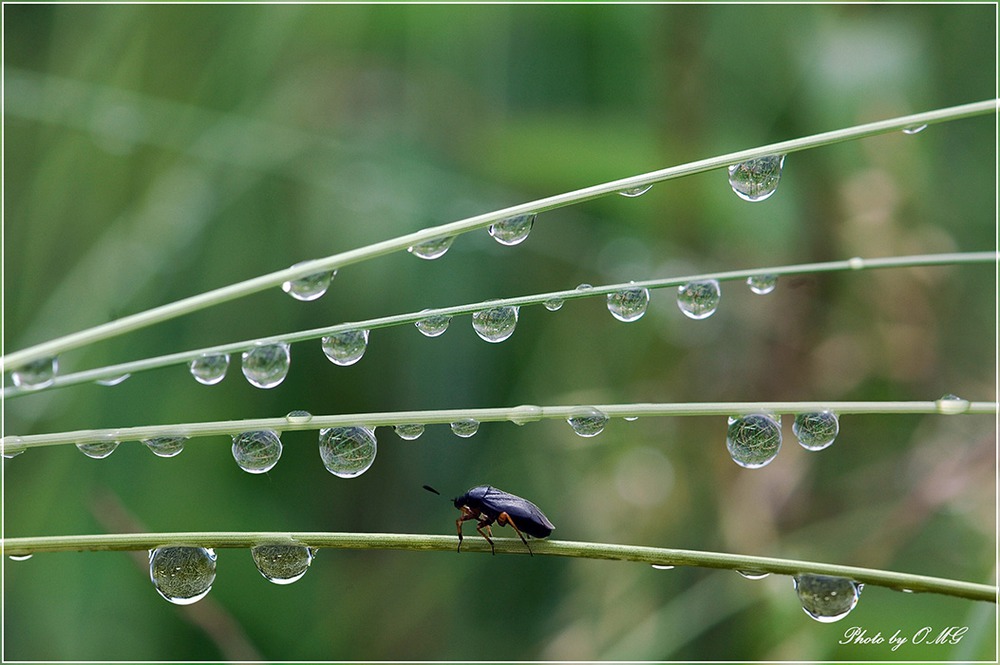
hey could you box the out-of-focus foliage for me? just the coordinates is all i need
[3,4,996,661]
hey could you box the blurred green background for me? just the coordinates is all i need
[3,4,996,661]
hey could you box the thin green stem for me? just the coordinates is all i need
[2,532,995,602]
[3,400,994,453]
[5,251,995,398]
[4,100,995,370]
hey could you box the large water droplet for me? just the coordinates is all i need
[143,435,188,458]
[76,435,120,460]
[792,412,840,451]
[415,312,451,338]
[619,184,653,198]
[241,342,291,389]
[567,407,609,437]
[394,423,425,440]
[95,373,131,387]
[472,306,519,343]
[408,236,455,260]
[488,214,535,246]
[232,430,282,474]
[321,330,369,366]
[285,410,313,424]
[607,284,650,322]
[189,353,230,386]
[149,546,217,605]
[543,298,564,312]
[728,154,786,202]
[902,124,927,135]
[450,419,480,438]
[11,357,58,390]
[737,569,771,580]
[793,574,862,623]
[746,274,778,295]
[935,393,971,415]
[251,544,314,585]
[318,426,376,478]
[281,264,335,302]
[726,414,781,468]
[677,280,721,319]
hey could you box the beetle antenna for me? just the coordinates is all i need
[422,485,441,496]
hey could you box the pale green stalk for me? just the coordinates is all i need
[1,532,994,602]
[4,100,995,370]
[3,400,994,453]
[5,251,995,398]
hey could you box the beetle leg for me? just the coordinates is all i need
[497,512,533,556]
[455,506,480,553]
[475,520,496,555]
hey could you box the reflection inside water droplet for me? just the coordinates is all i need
[318,426,377,478]
[935,394,970,414]
[793,574,862,623]
[285,410,313,424]
[543,298,564,312]
[11,356,58,390]
[241,343,290,389]
[232,430,282,474]
[143,435,189,458]
[737,569,770,580]
[394,423,425,440]
[149,546,217,605]
[408,236,455,260]
[726,414,781,468]
[607,285,650,322]
[746,274,778,295]
[190,353,230,386]
[677,280,721,320]
[450,419,480,438]
[415,312,451,338]
[321,330,369,366]
[488,214,535,246]
[251,544,314,584]
[95,373,131,387]
[567,407,609,438]
[793,412,839,451]
[77,435,120,459]
[728,155,786,202]
[281,263,335,302]
[472,306,519,343]
[619,184,653,198]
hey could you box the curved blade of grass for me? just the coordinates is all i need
[5,250,995,398]
[4,99,995,369]
[2,532,995,602]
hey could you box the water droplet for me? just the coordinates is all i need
[394,423,425,440]
[848,256,865,270]
[728,154,785,202]
[251,544,314,584]
[746,274,778,295]
[543,298,564,312]
[3,436,26,459]
[472,306,519,343]
[8,553,33,561]
[488,214,535,246]
[143,435,188,458]
[281,263,335,301]
[189,353,230,386]
[793,412,840,451]
[509,404,543,426]
[623,416,639,422]
[677,280,721,320]
[575,283,593,291]
[241,342,290,389]
[793,574,862,623]
[232,430,282,474]
[285,410,313,424]
[737,569,770,580]
[408,236,455,260]
[415,312,451,338]
[651,564,675,570]
[95,373,130,387]
[619,184,653,198]
[321,330,369,366]
[318,426,376,478]
[607,284,650,322]
[567,407,609,438]
[935,393,971,415]
[450,419,480,438]
[76,435,120,460]
[11,356,58,390]
[902,123,927,135]
[149,546,217,605]
[726,414,781,468]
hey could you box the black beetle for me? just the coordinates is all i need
[424,485,554,556]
